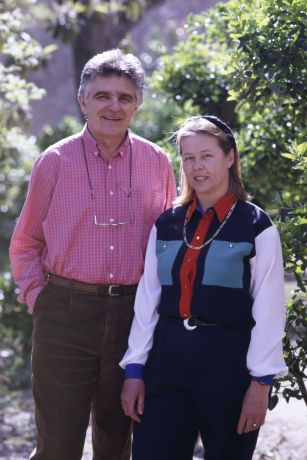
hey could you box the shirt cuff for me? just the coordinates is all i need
[125,364,144,379]
[251,375,275,385]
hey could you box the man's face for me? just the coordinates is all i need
[78,75,139,144]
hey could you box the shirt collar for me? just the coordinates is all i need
[188,193,236,223]
[81,124,130,158]
[116,134,130,158]
[82,124,97,155]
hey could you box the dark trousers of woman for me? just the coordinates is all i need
[132,316,260,460]
[30,282,135,460]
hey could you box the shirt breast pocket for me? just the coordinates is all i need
[203,240,253,288]
[156,239,182,285]
[134,188,165,225]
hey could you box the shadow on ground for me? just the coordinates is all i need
[0,390,35,460]
[1,389,306,460]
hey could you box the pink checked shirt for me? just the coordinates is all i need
[9,125,177,312]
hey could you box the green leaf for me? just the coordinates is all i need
[268,394,279,410]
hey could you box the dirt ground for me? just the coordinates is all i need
[0,389,306,460]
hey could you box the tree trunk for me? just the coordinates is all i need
[73,0,165,99]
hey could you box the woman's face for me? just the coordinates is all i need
[181,133,234,206]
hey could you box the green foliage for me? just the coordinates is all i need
[0,272,32,392]
[151,0,307,405]
[0,115,83,392]
[38,116,83,152]
[272,142,307,406]
[0,0,57,392]
[0,0,56,241]
[0,0,56,164]
[225,0,306,103]
[130,95,184,178]
[223,1,307,404]
[223,0,306,206]
[150,22,236,122]
[46,0,158,43]
[150,0,307,207]
[0,0,166,393]
[1,0,306,408]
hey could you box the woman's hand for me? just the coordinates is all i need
[237,380,270,434]
[121,378,145,423]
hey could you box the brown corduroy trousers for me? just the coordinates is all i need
[30,283,135,460]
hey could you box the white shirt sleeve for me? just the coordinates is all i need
[247,225,288,377]
[119,225,161,369]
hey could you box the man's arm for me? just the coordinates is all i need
[9,151,58,312]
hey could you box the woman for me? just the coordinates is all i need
[120,115,287,460]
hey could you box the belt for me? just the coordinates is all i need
[47,273,138,297]
[180,317,253,330]
[182,316,221,330]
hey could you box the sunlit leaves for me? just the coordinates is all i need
[47,0,153,42]
[47,1,85,42]
[0,1,54,145]
[150,0,307,406]
[225,0,307,103]
[0,0,56,264]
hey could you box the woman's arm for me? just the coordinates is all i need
[247,224,287,378]
[120,225,161,421]
[238,223,287,434]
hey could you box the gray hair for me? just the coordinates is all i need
[78,49,145,105]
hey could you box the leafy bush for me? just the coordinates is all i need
[0,115,83,392]
[150,0,307,405]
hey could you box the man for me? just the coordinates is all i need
[9,49,176,460]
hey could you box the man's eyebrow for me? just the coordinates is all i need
[119,92,135,99]
[93,91,109,97]
[93,90,135,99]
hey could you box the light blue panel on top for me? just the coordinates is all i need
[203,240,253,288]
[156,240,182,285]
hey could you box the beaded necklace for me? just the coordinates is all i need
[183,201,237,250]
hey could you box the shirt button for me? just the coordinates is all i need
[187,258,191,262]
[196,236,200,240]
[110,245,114,250]
[109,273,114,279]
[108,165,112,170]
[109,191,114,196]
[109,218,114,223]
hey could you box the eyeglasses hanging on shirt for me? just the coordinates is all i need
[81,137,134,226]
